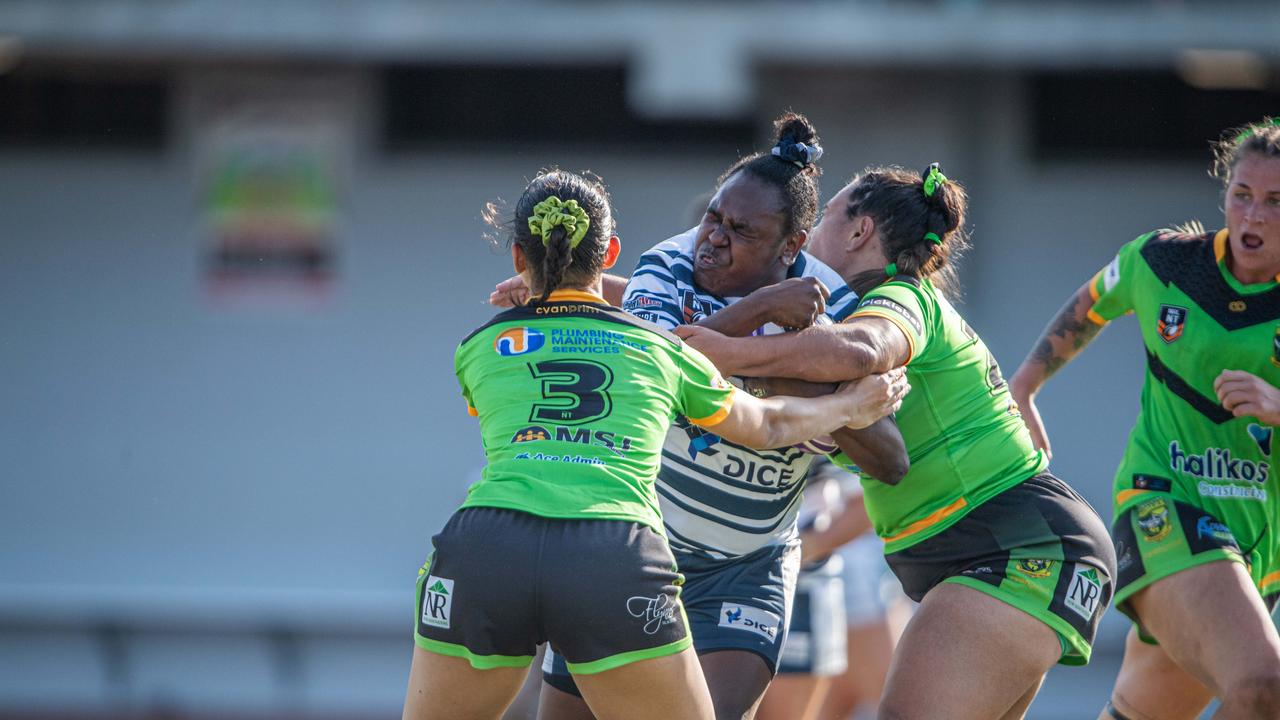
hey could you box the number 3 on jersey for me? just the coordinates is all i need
[529,360,614,425]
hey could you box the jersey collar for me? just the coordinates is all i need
[545,289,608,304]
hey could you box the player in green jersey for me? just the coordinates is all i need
[1009,120,1280,720]
[677,164,1116,720]
[402,169,910,720]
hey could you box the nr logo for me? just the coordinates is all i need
[1065,565,1103,621]
[421,575,454,629]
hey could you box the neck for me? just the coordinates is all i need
[1225,249,1280,286]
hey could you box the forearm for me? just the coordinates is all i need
[830,419,908,485]
[706,324,897,382]
[721,391,862,450]
[1009,283,1106,396]
[696,298,770,337]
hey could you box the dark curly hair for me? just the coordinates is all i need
[718,111,824,237]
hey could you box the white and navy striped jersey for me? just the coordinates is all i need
[622,228,860,559]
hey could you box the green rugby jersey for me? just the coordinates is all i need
[833,277,1048,553]
[454,289,735,533]
[1089,230,1280,592]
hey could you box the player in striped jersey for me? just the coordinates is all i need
[509,114,908,720]
[1010,120,1280,719]
[677,164,1116,719]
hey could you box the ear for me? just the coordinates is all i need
[602,235,622,269]
[849,215,876,251]
[512,243,528,274]
[781,229,808,266]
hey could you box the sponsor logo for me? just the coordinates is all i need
[718,603,781,642]
[1249,423,1273,456]
[681,290,716,324]
[1136,498,1171,541]
[533,304,603,315]
[1157,304,1187,343]
[1064,565,1104,621]
[494,327,546,356]
[1198,481,1268,502]
[1196,516,1235,543]
[547,327,649,355]
[421,575,453,629]
[856,296,923,335]
[624,295,662,309]
[1115,540,1134,571]
[1103,256,1121,292]
[1016,559,1054,578]
[1170,441,1270,484]
[513,452,606,466]
[627,594,678,635]
[962,566,994,576]
[509,424,634,456]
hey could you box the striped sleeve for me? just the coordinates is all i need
[623,250,684,330]
[1088,231,1153,325]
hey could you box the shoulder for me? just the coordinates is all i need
[1136,228,1218,281]
[854,278,931,335]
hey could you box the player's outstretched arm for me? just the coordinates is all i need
[740,377,909,484]
[1007,281,1107,459]
[711,371,909,451]
[676,316,909,383]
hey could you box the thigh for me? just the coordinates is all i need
[404,646,530,720]
[757,674,829,720]
[573,647,715,720]
[699,649,774,719]
[1108,627,1213,720]
[1127,559,1280,696]
[879,583,1061,720]
[537,681,597,720]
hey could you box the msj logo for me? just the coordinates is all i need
[494,327,546,356]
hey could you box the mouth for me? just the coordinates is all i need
[695,248,723,270]
[1242,233,1265,250]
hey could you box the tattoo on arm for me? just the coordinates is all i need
[1027,291,1103,381]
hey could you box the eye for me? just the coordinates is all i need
[1268,196,1280,207]
[1234,190,1252,202]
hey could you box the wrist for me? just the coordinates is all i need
[1008,369,1041,400]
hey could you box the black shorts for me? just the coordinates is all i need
[886,472,1117,665]
[414,507,691,673]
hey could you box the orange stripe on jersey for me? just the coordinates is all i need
[687,392,734,428]
[1086,308,1107,326]
[1260,571,1280,592]
[1088,272,1102,302]
[467,405,478,417]
[546,289,608,304]
[849,310,916,365]
[883,497,969,544]
[1115,488,1152,505]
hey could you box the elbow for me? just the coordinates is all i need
[867,455,909,486]
[836,336,896,377]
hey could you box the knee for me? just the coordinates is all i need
[1224,674,1280,714]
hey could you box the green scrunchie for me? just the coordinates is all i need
[923,164,948,198]
[884,262,898,277]
[924,232,942,245]
[528,196,590,249]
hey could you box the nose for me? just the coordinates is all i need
[709,223,730,246]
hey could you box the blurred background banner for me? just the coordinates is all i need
[192,71,353,312]
[1,1,1277,718]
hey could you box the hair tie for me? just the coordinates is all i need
[922,162,948,198]
[528,196,590,248]
[884,262,898,277]
[924,232,942,245]
[771,138,824,169]
[1234,118,1280,144]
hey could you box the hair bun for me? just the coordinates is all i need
[771,112,823,168]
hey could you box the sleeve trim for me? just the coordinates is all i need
[1086,308,1107,326]
[467,406,478,417]
[686,391,735,428]
[849,309,917,365]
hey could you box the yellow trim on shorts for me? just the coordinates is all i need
[884,497,969,544]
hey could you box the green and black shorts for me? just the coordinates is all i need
[415,506,691,673]
[886,472,1116,665]
[1111,492,1278,642]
